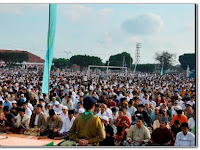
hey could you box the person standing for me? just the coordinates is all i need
[69,96,105,146]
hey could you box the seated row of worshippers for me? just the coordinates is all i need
[0,102,195,146]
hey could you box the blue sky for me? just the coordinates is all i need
[0,4,195,64]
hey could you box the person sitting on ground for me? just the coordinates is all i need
[113,95,120,106]
[187,96,195,107]
[0,106,15,133]
[22,102,32,117]
[12,108,30,134]
[97,103,113,121]
[144,103,153,122]
[65,95,74,110]
[133,104,150,126]
[38,99,46,112]
[99,116,115,146]
[93,103,100,115]
[153,112,170,130]
[53,101,63,116]
[106,97,116,108]
[171,109,188,126]
[39,109,63,139]
[151,107,159,123]
[19,94,26,104]
[3,96,12,111]
[185,104,194,119]
[25,104,47,136]
[174,122,195,146]
[188,112,195,131]
[55,109,75,140]
[114,126,126,146]
[10,101,20,116]
[44,103,53,117]
[127,100,137,117]
[69,96,105,146]
[60,106,68,121]
[171,120,181,138]
[75,102,85,114]
[115,108,131,134]
[149,117,175,146]
[125,115,150,146]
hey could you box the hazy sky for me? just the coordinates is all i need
[0,4,195,64]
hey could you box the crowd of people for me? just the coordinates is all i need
[0,69,196,146]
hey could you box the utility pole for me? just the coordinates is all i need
[134,43,141,73]
[64,51,71,59]
[135,43,141,64]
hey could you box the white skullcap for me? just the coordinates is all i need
[55,101,59,105]
[12,100,17,104]
[100,116,109,122]
[62,106,68,110]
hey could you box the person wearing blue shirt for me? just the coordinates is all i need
[74,96,84,110]
[3,96,12,110]
[51,97,57,106]
[113,95,120,106]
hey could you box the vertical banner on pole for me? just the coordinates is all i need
[106,61,110,74]
[160,64,164,76]
[42,4,57,94]
[133,63,137,74]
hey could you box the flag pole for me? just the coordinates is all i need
[42,4,57,95]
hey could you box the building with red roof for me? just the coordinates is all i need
[0,49,44,68]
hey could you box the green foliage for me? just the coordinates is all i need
[0,51,29,67]
[53,58,72,69]
[70,55,103,68]
[155,51,176,70]
[179,53,195,70]
[109,52,133,68]
[136,64,155,72]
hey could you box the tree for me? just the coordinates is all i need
[179,53,195,70]
[0,52,29,67]
[109,52,133,68]
[70,55,103,69]
[53,58,72,69]
[155,51,176,71]
[136,64,155,72]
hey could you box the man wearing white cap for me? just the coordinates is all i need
[55,110,75,140]
[44,103,53,117]
[19,94,26,103]
[177,96,184,109]
[53,101,63,116]
[10,101,19,116]
[100,116,109,128]
[60,106,68,121]
[171,101,182,118]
